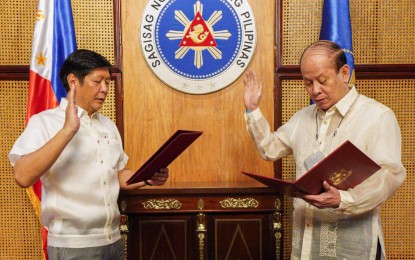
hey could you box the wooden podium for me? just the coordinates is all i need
[118,183,283,260]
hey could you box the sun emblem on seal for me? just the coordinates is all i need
[165,1,231,69]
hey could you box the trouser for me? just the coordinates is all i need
[47,239,124,260]
[375,238,381,260]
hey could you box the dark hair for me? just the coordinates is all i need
[300,40,347,73]
[59,49,112,92]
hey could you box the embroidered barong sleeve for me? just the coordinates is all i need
[337,108,406,216]
[244,108,293,161]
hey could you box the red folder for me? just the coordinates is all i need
[242,140,381,196]
[126,130,203,184]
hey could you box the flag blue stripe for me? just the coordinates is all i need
[51,0,77,103]
[319,0,354,80]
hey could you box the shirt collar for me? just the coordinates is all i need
[334,85,358,116]
[60,98,89,118]
[317,85,358,116]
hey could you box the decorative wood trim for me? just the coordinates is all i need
[120,186,278,196]
[196,213,207,260]
[142,199,183,210]
[274,0,283,72]
[120,208,129,260]
[121,233,128,260]
[271,211,283,260]
[0,65,29,80]
[113,0,122,71]
[219,198,259,209]
[112,0,124,140]
[276,65,301,80]
[274,0,284,180]
[276,64,415,80]
[355,64,415,79]
[111,73,124,140]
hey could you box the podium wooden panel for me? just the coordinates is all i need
[118,184,283,260]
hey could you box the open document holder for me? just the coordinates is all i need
[242,140,381,196]
[126,130,203,184]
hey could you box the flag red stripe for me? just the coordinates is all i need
[27,70,57,259]
[32,178,43,200]
[26,71,59,124]
[42,226,48,259]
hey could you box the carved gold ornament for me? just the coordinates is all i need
[120,200,127,212]
[197,199,205,210]
[219,198,259,209]
[142,199,182,210]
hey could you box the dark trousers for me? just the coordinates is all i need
[375,238,381,260]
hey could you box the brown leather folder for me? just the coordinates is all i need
[242,140,381,196]
[126,130,203,184]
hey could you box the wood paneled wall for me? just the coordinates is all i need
[121,0,276,186]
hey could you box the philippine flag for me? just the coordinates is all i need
[27,0,76,258]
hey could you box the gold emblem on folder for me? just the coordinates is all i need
[330,168,352,185]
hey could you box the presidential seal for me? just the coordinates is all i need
[140,0,257,94]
